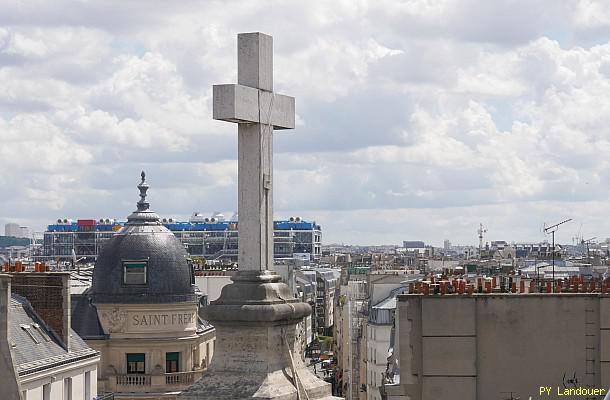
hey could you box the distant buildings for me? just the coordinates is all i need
[365,271,421,400]
[335,278,367,400]
[4,223,29,239]
[299,268,340,337]
[314,269,339,336]
[320,235,610,399]
[5,223,20,237]
[402,241,425,252]
[43,216,322,263]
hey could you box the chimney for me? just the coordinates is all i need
[10,272,71,351]
[0,274,22,400]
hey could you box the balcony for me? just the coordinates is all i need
[116,374,151,387]
[165,371,199,386]
[109,370,204,393]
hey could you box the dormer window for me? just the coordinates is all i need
[123,260,148,285]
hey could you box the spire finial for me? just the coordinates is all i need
[137,170,149,211]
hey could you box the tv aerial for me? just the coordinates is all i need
[543,218,572,291]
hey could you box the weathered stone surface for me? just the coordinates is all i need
[238,32,273,92]
[181,270,339,399]
[213,32,295,274]
[213,85,294,129]
[180,320,338,400]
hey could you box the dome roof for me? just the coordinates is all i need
[91,172,196,304]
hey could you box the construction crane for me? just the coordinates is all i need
[477,223,487,253]
[582,237,596,260]
[543,218,572,291]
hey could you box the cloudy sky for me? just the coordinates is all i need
[2,0,610,246]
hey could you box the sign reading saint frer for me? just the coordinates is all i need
[98,305,198,334]
[126,310,197,333]
[131,312,196,327]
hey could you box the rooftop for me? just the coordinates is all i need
[10,294,98,376]
[46,219,321,232]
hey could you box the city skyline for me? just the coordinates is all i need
[2,1,610,245]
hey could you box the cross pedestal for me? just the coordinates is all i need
[179,33,339,400]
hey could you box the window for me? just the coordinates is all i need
[84,371,91,400]
[64,378,72,400]
[166,352,180,373]
[20,324,39,344]
[43,384,51,400]
[126,353,145,374]
[123,260,147,285]
[31,323,50,342]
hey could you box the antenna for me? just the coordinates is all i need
[572,223,583,245]
[543,218,572,291]
[477,223,487,254]
[582,237,596,260]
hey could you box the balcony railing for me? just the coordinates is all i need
[111,370,203,392]
[116,374,151,386]
[166,371,198,385]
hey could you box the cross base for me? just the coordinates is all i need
[180,272,340,400]
[203,270,310,325]
[179,323,339,400]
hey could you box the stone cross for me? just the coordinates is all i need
[213,32,295,272]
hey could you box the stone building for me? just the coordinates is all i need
[0,273,99,400]
[71,173,216,399]
[384,293,610,400]
[366,289,404,400]
[335,279,368,400]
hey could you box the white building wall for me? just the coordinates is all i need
[20,361,98,400]
[304,314,313,345]
[19,226,30,239]
[195,276,233,302]
[366,324,392,400]
[5,223,21,238]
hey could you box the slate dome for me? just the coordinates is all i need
[91,172,196,304]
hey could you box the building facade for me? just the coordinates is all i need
[71,174,216,400]
[366,288,407,400]
[43,216,322,263]
[5,223,24,238]
[384,293,610,400]
[335,279,368,400]
[0,273,100,400]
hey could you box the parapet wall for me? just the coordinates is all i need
[395,294,610,400]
